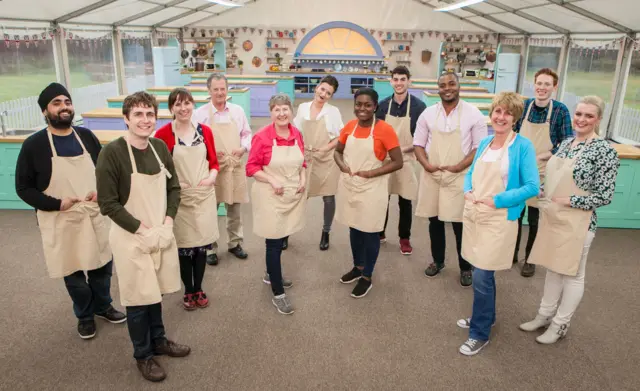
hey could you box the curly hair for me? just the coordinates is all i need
[122,91,158,119]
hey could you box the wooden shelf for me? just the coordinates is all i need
[396,60,412,63]
[389,50,412,53]
[266,47,289,50]
[266,37,296,40]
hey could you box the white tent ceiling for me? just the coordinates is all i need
[0,0,637,34]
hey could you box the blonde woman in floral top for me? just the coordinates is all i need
[520,96,619,344]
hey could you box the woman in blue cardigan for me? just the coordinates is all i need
[457,92,539,356]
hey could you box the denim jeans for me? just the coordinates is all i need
[126,303,167,360]
[265,238,285,296]
[350,228,381,278]
[63,261,114,321]
[428,217,471,271]
[469,268,497,342]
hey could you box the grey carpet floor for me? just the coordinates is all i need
[0,100,639,390]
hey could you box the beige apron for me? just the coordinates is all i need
[171,127,220,248]
[385,95,418,200]
[520,100,554,208]
[251,138,306,239]
[335,120,389,233]
[208,105,248,204]
[462,133,518,271]
[415,105,467,221]
[528,140,592,276]
[109,138,181,307]
[36,129,111,278]
[302,116,341,197]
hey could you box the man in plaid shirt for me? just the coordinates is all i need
[514,68,573,277]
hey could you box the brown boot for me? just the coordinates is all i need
[136,358,166,382]
[154,339,191,357]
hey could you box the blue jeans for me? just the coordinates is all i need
[126,303,167,360]
[349,228,380,278]
[469,268,497,342]
[63,261,114,321]
[265,238,285,296]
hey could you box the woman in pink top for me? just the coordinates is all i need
[246,94,307,315]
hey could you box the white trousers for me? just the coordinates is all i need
[538,231,596,325]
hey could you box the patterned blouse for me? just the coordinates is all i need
[552,138,619,232]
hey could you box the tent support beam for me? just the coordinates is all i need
[152,4,216,28]
[51,24,72,90]
[113,0,189,27]
[411,0,493,32]
[517,36,530,94]
[556,35,571,101]
[485,0,569,34]
[54,0,119,24]
[112,28,127,95]
[546,0,633,34]
[439,0,526,34]
[607,34,636,141]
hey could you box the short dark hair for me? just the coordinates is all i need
[319,75,339,93]
[123,91,158,119]
[438,71,459,84]
[391,66,411,79]
[354,87,379,106]
[534,68,559,86]
[168,88,195,110]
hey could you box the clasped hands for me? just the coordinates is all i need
[269,177,306,196]
[423,162,463,174]
[464,192,496,209]
[60,191,98,211]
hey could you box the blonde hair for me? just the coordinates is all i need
[268,93,293,111]
[577,95,605,136]
[489,92,525,128]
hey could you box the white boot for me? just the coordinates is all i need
[519,314,551,332]
[536,322,569,344]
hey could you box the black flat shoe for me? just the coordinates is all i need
[282,237,289,250]
[319,232,329,251]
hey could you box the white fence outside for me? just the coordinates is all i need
[523,81,638,144]
[0,75,153,131]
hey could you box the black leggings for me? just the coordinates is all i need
[178,251,207,294]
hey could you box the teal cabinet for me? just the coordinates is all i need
[598,158,640,229]
[0,143,29,209]
[373,79,393,100]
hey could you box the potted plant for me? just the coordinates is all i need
[238,59,244,73]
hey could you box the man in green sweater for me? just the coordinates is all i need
[96,91,189,382]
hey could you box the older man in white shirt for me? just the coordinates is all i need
[193,74,252,265]
[413,72,488,287]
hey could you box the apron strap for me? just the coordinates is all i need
[46,127,89,157]
[523,100,535,123]
[124,137,138,174]
[148,141,172,179]
[405,94,411,118]
[545,100,553,123]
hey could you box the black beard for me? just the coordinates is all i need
[47,110,75,129]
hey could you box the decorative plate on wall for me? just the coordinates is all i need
[242,40,253,51]
[252,56,262,67]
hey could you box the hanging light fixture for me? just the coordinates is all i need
[205,0,244,7]
[434,0,486,12]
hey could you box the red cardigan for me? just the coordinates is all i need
[155,122,219,171]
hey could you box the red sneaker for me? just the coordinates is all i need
[183,294,197,311]
[194,291,209,308]
[399,239,413,255]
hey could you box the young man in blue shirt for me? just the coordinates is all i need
[375,66,426,255]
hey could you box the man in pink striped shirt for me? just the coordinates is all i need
[193,74,253,265]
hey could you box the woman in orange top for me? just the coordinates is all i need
[334,87,403,298]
